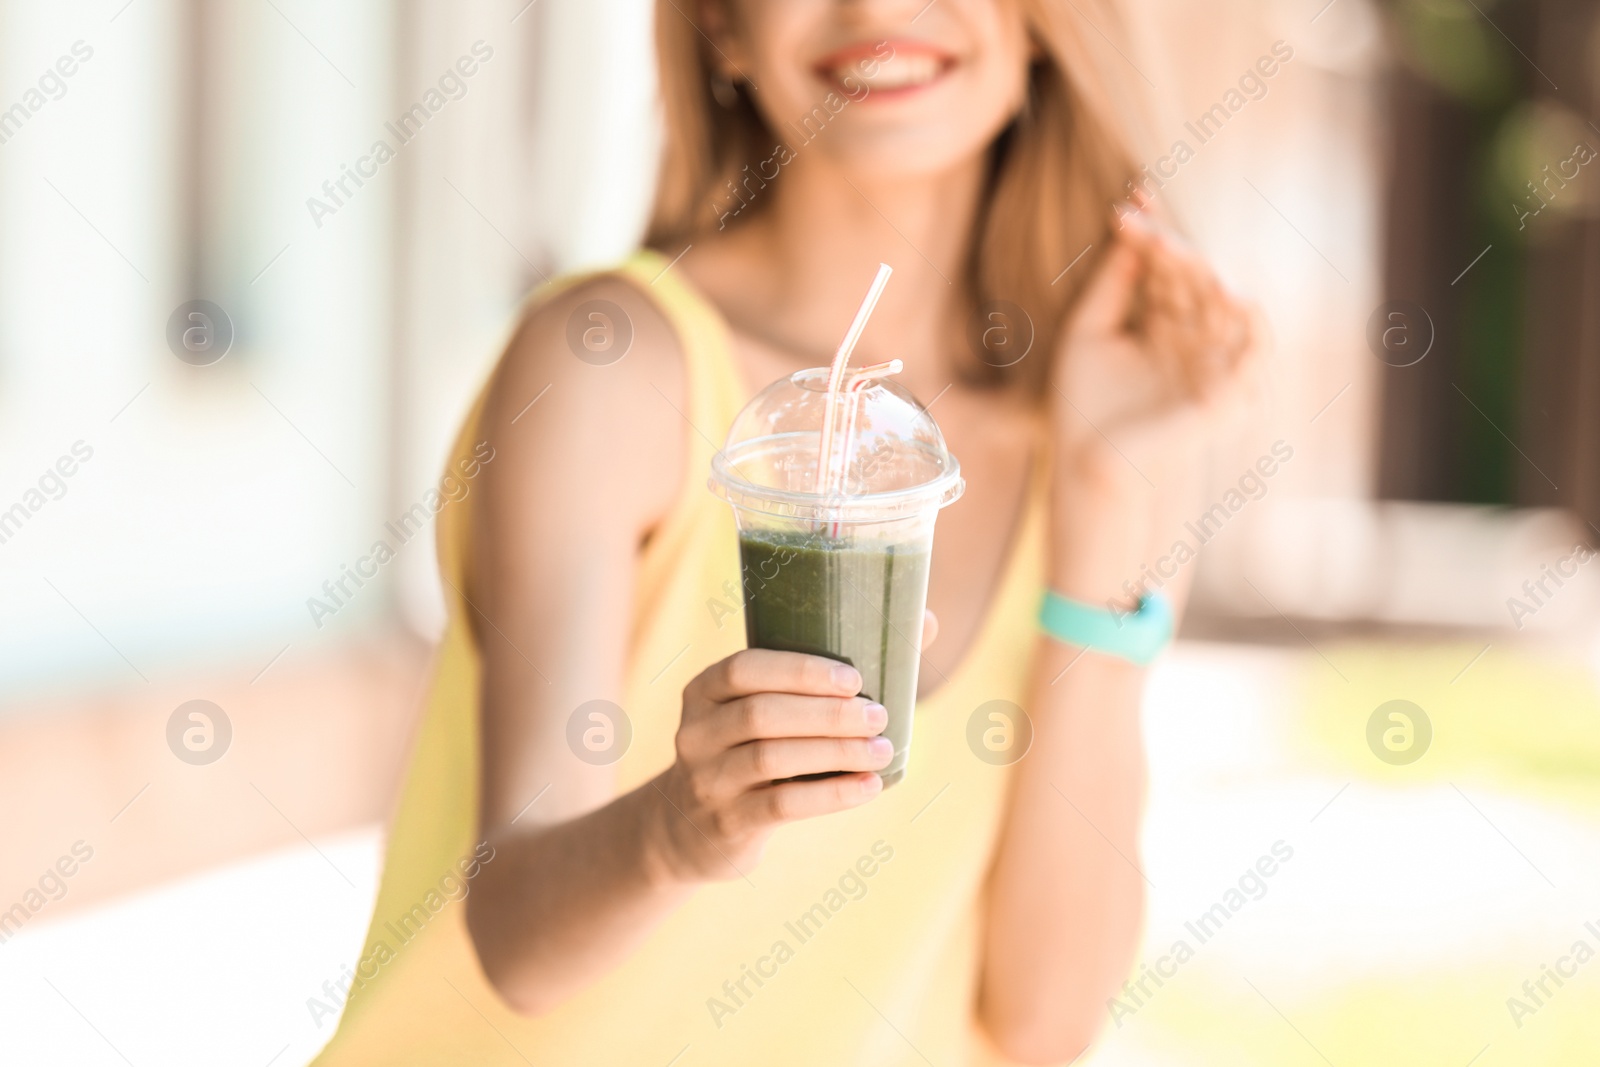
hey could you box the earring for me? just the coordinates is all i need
[710,71,741,109]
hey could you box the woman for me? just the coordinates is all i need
[313,1,1262,1063]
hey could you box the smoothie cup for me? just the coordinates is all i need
[708,367,964,788]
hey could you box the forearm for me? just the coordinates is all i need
[977,637,1148,1062]
[976,202,1258,1061]
[466,775,694,1016]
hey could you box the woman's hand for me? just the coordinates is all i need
[646,648,894,884]
[1047,211,1268,605]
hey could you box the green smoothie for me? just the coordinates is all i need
[738,528,931,788]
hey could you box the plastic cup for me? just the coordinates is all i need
[708,367,964,788]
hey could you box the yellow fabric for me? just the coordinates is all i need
[312,249,1051,1067]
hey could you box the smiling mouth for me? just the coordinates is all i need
[812,40,957,98]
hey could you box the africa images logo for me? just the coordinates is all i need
[305,441,494,628]
[304,41,494,230]
[706,840,894,1029]
[306,842,495,1028]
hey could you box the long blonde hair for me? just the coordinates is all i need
[647,0,1148,395]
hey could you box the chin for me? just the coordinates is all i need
[820,137,986,182]
[814,108,1013,182]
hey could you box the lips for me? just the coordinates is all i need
[811,39,957,98]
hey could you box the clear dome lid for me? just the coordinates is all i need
[708,366,964,524]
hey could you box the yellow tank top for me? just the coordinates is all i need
[312,249,1051,1067]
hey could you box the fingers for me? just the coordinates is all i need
[662,654,890,882]
[921,609,938,653]
[1244,301,1274,385]
[1102,216,1265,463]
[722,735,893,790]
[697,691,887,750]
[1070,239,1142,338]
[1212,299,1274,419]
[1195,284,1244,398]
[739,772,884,827]
[1142,256,1203,390]
[1129,228,1255,402]
[695,648,861,703]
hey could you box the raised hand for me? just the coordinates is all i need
[1047,210,1269,605]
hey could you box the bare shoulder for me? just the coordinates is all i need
[477,270,690,543]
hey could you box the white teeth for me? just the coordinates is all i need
[832,54,943,91]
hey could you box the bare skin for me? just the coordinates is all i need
[463,1,1264,1061]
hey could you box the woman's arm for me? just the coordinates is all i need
[977,221,1265,1062]
[976,470,1155,1062]
[462,277,893,1015]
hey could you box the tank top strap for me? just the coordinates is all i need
[614,248,750,448]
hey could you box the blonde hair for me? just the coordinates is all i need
[647,0,1148,395]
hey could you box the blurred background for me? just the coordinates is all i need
[1,0,1597,1064]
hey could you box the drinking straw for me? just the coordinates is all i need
[846,360,903,392]
[816,263,894,498]
[822,359,903,538]
[834,360,904,496]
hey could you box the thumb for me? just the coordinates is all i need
[1069,237,1142,338]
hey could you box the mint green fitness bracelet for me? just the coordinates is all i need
[1037,589,1174,666]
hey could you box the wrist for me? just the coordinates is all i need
[1037,586,1173,666]
[1048,554,1137,610]
[634,773,696,893]
[1048,496,1146,609]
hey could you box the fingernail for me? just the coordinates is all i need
[832,663,862,692]
[860,772,884,795]
[868,736,893,761]
[864,702,888,729]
